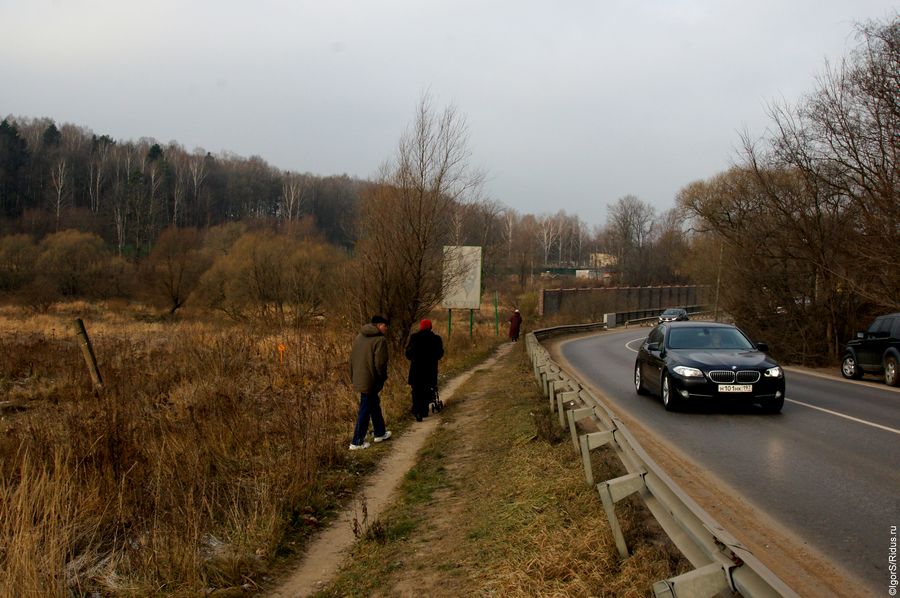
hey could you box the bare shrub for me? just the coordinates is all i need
[198,231,345,325]
[0,233,37,292]
[143,226,210,314]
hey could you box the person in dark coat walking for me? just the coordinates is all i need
[508,309,523,342]
[348,315,392,450]
[405,319,444,421]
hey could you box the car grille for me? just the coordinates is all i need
[707,370,761,383]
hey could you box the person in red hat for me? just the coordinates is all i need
[404,318,444,421]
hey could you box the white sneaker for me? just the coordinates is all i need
[349,442,370,450]
[373,431,392,443]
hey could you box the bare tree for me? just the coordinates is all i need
[604,195,656,284]
[88,136,112,214]
[145,226,209,314]
[348,94,484,340]
[537,213,561,266]
[49,157,67,231]
[188,149,209,226]
[759,17,899,311]
[166,145,190,227]
[280,172,307,223]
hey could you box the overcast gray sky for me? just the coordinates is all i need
[2,0,896,227]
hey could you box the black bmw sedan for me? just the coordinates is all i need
[633,322,785,413]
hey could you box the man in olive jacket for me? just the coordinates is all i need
[349,315,392,450]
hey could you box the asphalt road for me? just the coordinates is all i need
[558,329,900,594]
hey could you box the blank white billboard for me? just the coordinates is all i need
[442,246,482,309]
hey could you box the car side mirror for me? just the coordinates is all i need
[647,342,660,352]
[756,342,770,353]
[856,331,865,339]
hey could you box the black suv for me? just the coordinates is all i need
[841,313,900,386]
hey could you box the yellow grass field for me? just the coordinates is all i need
[0,302,500,596]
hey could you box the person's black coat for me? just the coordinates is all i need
[405,329,444,387]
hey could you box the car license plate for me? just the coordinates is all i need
[719,384,753,393]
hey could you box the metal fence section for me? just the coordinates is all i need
[526,325,799,598]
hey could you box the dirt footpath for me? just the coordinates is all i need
[267,343,515,597]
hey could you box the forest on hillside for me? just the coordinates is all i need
[0,108,690,323]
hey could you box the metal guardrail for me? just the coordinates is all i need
[526,325,798,598]
[605,305,710,328]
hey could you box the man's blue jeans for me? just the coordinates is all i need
[352,392,386,445]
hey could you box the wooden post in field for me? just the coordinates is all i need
[74,318,103,393]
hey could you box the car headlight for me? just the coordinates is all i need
[764,366,783,378]
[672,366,704,378]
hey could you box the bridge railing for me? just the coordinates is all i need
[526,324,797,598]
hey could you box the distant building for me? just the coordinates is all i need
[590,253,617,269]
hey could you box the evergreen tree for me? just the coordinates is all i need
[0,120,30,218]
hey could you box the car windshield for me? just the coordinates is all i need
[667,327,755,350]
[662,309,681,316]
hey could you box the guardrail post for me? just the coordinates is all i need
[549,377,569,413]
[543,369,557,398]
[534,355,547,382]
[556,390,577,428]
[536,364,550,395]
[579,430,614,486]
[537,365,552,396]
[597,472,646,558]
[652,563,731,598]
[566,407,593,452]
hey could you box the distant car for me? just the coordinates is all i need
[658,308,689,324]
[840,313,900,386]
[634,322,785,413]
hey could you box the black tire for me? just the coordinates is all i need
[760,397,784,414]
[661,372,681,411]
[885,355,899,387]
[634,362,648,395]
[841,354,863,380]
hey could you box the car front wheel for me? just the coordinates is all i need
[634,363,648,395]
[760,397,784,414]
[661,373,680,411]
[885,355,899,387]
[841,355,863,380]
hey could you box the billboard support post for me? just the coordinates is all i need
[494,291,499,336]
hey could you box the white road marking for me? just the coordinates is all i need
[785,398,900,435]
[785,366,900,394]
[625,338,644,353]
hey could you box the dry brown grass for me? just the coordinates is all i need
[0,302,501,597]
